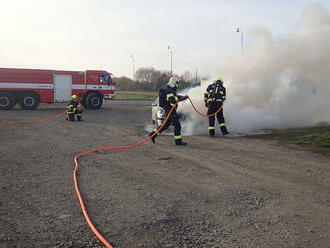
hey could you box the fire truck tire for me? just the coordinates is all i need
[81,98,88,108]
[18,92,40,110]
[86,93,103,109]
[0,92,17,110]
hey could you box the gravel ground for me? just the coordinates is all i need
[1,100,330,248]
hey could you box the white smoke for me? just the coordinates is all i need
[179,4,330,135]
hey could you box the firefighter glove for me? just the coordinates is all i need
[181,95,189,101]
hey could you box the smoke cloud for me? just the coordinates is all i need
[179,4,330,135]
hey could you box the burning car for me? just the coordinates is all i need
[151,97,185,128]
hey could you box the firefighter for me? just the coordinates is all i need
[149,76,188,146]
[204,78,229,137]
[66,95,83,121]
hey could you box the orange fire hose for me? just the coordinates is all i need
[0,97,224,247]
[73,97,223,248]
[0,110,66,124]
[187,97,223,117]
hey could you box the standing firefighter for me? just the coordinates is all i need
[149,76,188,146]
[66,95,83,121]
[204,78,229,137]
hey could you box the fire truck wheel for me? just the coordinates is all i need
[81,98,88,109]
[18,92,40,110]
[0,92,17,110]
[86,93,103,109]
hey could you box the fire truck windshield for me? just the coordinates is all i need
[99,74,112,84]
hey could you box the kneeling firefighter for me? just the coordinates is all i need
[149,76,188,146]
[204,78,229,137]
[66,94,83,121]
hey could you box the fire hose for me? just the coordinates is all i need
[0,110,66,124]
[0,98,224,247]
[73,97,223,248]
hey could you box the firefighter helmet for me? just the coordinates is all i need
[215,77,224,84]
[169,76,180,88]
[167,82,175,88]
[72,94,77,100]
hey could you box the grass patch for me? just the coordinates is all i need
[114,91,157,100]
[268,125,330,156]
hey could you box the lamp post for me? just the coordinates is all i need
[236,27,244,53]
[129,54,135,81]
[167,45,173,75]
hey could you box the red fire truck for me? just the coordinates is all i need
[0,68,116,110]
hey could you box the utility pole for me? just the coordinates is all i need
[195,69,198,85]
[236,27,244,53]
[128,54,135,97]
[167,45,173,75]
[129,54,135,81]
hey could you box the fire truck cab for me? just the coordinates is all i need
[0,68,116,110]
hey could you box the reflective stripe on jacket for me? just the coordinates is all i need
[204,83,226,104]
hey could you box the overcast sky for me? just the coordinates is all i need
[0,0,329,78]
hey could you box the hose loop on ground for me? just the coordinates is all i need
[1,98,223,247]
[0,111,66,124]
[73,97,223,247]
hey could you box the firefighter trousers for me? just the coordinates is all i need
[207,102,228,135]
[158,109,182,141]
[67,108,83,121]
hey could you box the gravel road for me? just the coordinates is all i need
[1,100,330,248]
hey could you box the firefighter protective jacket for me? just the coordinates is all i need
[67,100,81,114]
[204,82,226,105]
[165,86,185,110]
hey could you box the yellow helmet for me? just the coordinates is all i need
[72,94,77,100]
[214,77,224,84]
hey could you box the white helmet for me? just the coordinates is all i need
[167,82,176,88]
[168,76,180,88]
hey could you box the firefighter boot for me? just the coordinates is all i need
[77,115,83,121]
[175,139,187,146]
[68,113,75,122]
[209,129,215,138]
[149,130,157,143]
[220,125,229,136]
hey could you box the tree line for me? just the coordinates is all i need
[114,67,200,92]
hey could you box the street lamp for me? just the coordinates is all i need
[129,54,135,81]
[236,27,244,53]
[167,45,173,75]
